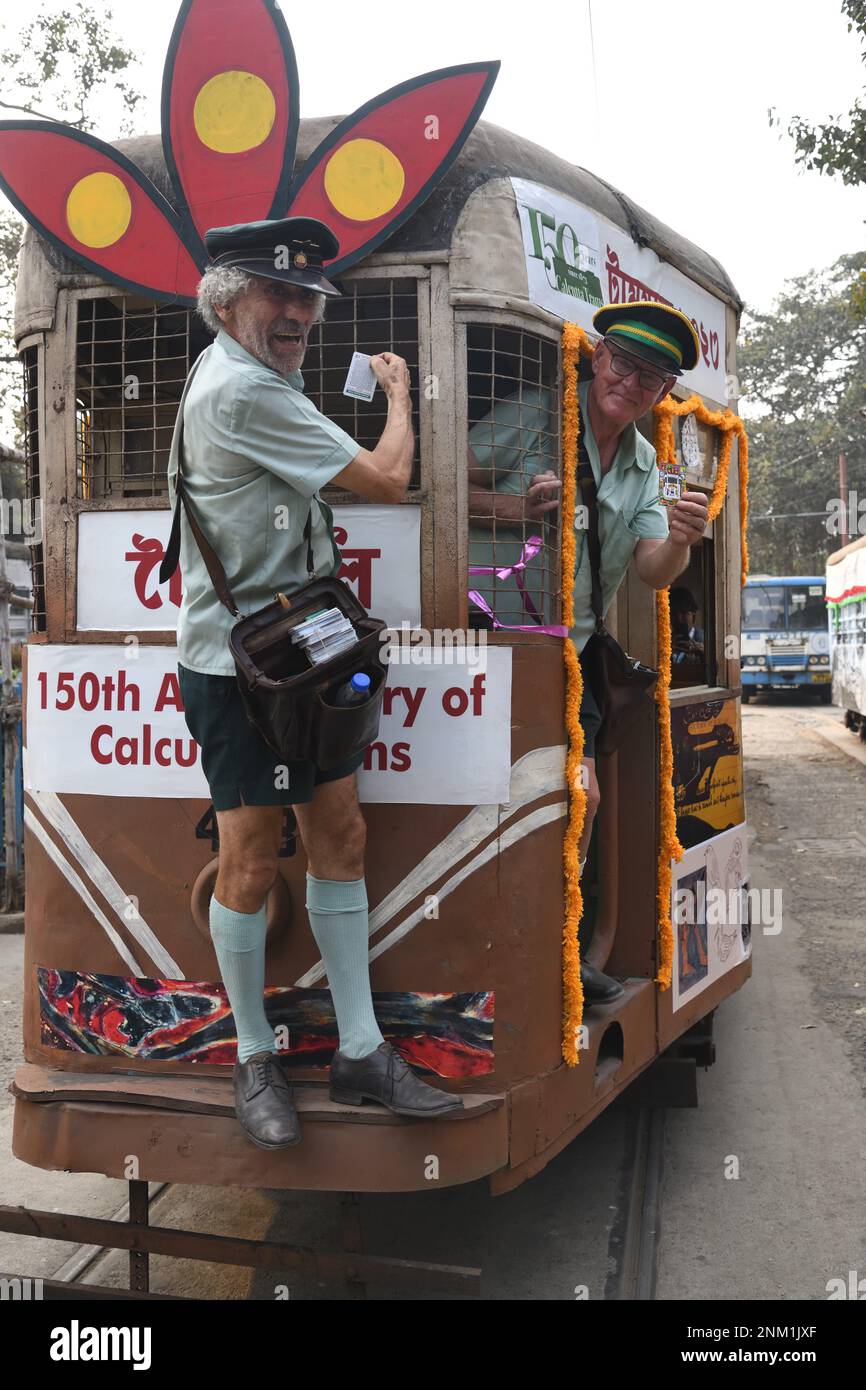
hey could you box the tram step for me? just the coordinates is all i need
[11,1062,504,1127]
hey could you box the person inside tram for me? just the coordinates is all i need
[469,302,709,1003]
[670,585,705,661]
[168,216,461,1150]
[467,349,561,628]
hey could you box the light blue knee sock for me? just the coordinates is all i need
[305,873,385,1061]
[209,895,277,1064]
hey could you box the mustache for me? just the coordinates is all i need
[268,319,308,336]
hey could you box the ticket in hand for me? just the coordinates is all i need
[343,351,377,402]
[659,461,686,505]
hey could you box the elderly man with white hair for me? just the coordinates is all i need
[164,216,461,1149]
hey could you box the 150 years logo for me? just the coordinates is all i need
[521,202,604,306]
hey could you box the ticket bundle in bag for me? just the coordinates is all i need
[290,606,358,665]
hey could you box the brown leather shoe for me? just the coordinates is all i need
[330,1041,463,1118]
[234,1050,301,1149]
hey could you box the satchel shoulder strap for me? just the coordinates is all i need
[575,404,604,628]
[159,354,316,615]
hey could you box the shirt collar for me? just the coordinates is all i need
[215,327,304,390]
[578,378,653,472]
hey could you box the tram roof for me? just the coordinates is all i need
[14,116,744,340]
[827,535,866,565]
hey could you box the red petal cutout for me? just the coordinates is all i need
[286,62,499,275]
[0,123,203,302]
[162,0,299,254]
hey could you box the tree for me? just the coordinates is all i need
[770,2,866,316]
[0,2,145,451]
[773,1,866,187]
[738,253,866,575]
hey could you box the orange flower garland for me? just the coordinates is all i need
[653,587,682,988]
[559,329,751,1023]
[560,321,591,1064]
[653,393,750,586]
[651,392,750,988]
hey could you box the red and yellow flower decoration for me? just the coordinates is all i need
[0,0,499,301]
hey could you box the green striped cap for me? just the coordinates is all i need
[592,301,701,375]
[605,319,683,369]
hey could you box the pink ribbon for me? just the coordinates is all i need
[468,535,568,636]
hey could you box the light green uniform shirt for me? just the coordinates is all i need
[467,380,668,648]
[468,385,558,625]
[570,379,669,654]
[167,329,360,675]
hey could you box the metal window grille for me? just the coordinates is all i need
[467,325,561,628]
[21,345,45,632]
[303,277,421,487]
[75,297,208,500]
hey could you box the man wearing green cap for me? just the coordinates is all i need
[469,300,709,1002]
[576,301,710,999]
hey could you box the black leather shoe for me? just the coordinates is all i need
[330,1042,463,1118]
[234,1050,301,1149]
[581,961,625,1003]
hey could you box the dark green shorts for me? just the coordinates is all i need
[578,645,604,760]
[178,664,366,810]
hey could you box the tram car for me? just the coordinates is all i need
[827,535,866,734]
[1,0,750,1221]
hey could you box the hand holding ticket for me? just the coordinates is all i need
[667,490,710,547]
[343,351,378,401]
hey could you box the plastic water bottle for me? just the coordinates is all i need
[332,672,371,707]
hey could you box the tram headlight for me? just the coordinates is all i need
[809,655,831,666]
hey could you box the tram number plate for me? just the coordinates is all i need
[810,672,831,682]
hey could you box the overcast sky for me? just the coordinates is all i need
[4,0,866,313]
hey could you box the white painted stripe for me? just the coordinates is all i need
[24,807,144,975]
[29,789,181,977]
[297,745,566,986]
[368,801,567,964]
[296,797,567,987]
[367,744,566,940]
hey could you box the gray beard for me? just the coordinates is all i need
[243,321,306,378]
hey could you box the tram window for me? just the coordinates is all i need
[466,325,561,628]
[305,277,421,489]
[75,296,209,500]
[21,345,46,632]
[669,535,716,688]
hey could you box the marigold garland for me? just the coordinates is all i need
[653,587,682,988]
[558,331,751,1029]
[560,322,592,1064]
[652,394,750,586]
[651,392,750,988]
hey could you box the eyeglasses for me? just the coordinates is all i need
[604,341,670,393]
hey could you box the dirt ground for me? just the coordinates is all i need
[742,698,866,1086]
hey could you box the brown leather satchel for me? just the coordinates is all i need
[159,362,388,770]
[576,428,658,756]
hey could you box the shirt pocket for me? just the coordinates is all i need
[599,509,642,593]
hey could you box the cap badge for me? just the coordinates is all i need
[293,251,308,268]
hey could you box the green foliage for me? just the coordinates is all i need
[771,2,866,187]
[739,253,866,574]
[0,2,143,134]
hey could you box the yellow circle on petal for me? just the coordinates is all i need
[194,71,276,154]
[323,139,405,222]
[66,172,132,248]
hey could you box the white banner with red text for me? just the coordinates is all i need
[24,645,513,805]
[76,505,421,632]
